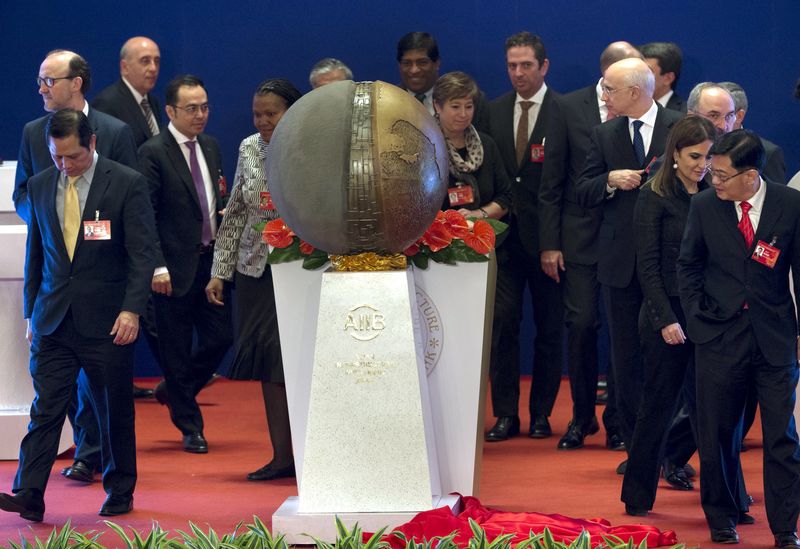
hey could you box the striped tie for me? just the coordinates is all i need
[141,97,159,137]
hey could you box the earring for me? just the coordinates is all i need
[672,162,678,169]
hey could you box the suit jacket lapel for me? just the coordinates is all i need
[73,157,112,259]
[713,196,749,253]
[116,79,149,139]
[43,170,68,259]
[649,105,670,163]
[753,182,782,249]
[163,131,203,211]
[615,118,639,168]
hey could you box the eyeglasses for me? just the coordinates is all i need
[37,75,74,88]
[710,168,751,184]
[698,110,737,124]
[601,84,635,95]
[171,103,210,115]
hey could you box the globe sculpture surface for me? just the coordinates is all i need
[266,80,448,254]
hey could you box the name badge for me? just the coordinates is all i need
[448,184,474,207]
[218,174,228,197]
[530,144,545,163]
[752,238,780,268]
[83,220,111,240]
[259,191,276,211]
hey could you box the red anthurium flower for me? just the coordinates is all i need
[422,222,453,252]
[442,209,470,238]
[299,240,315,255]
[404,242,420,256]
[263,218,294,248]
[463,220,496,254]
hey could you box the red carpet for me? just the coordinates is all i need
[0,378,778,547]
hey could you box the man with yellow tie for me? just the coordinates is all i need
[0,109,156,522]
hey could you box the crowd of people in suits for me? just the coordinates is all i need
[0,30,799,549]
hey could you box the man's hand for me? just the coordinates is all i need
[608,169,644,191]
[206,278,225,306]
[540,250,565,283]
[26,319,32,345]
[110,311,140,345]
[661,322,687,345]
[152,272,172,296]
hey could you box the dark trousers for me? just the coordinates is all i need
[563,260,617,430]
[153,253,232,435]
[66,371,102,470]
[602,278,644,448]
[490,238,563,420]
[622,297,693,509]
[14,311,136,499]
[696,312,800,532]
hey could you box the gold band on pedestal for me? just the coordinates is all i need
[329,253,407,271]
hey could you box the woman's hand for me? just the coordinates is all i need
[205,278,225,306]
[661,322,686,345]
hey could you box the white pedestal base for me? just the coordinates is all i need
[273,494,461,544]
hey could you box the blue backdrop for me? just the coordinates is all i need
[3,0,799,376]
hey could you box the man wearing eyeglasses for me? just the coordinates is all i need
[12,49,138,486]
[137,75,232,454]
[677,129,800,548]
[575,57,682,464]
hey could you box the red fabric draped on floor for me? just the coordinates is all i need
[379,496,678,548]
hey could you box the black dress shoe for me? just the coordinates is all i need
[62,460,95,483]
[529,415,552,439]
[683,462,697,478]
[133,384,154,399]
[0,492,44,522]
[616,459,627,474]
[98,494,133,516]
[606,432,626,451]
[485,416,520,442]
[247,461,296,481]
[182,432,208,453]
[153,381,169,406]
[737,512,755,525]
[775,532,800,548]
[624,504,648,517]
[557,417,599,450]
[710,527,739,544]
[746,493,754,505]
[662,461,693,490]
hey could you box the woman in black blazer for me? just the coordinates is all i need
[621,115,716,516]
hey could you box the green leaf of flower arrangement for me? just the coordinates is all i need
[267,239,302,264]
[302,250,330,270]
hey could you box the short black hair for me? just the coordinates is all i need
[710,129,765,173]
[396,32,439,62]
[46,108,94,149]
[638,42,682,89]
[46,49,92,94]
[165,74,205,106]
[255,78,302,108]
[504,32,547,67]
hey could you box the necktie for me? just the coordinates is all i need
[185,141,213,245]
[63,175,80,261]
[516,100,534,168]
[140,97,159,137]
[415,92,426,104]
[632,120,645,165]
[738,201,754,249]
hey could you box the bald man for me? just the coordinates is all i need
[575,58,682,460]
[93,37,163,148]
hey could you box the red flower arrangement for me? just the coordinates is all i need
[258,212,507,270]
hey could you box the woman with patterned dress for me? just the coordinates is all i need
[206,79,302,481]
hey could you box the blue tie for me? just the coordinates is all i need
[632,120,645,166]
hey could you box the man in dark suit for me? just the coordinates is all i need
[539,41,642,451]
[93,37,163,148]
[677,130,800,548]
[639,42,686,113]
[396,31,489,132]
[482,32,562,441]
[138,75,232,454]
[576,58,682,454]
[12,49,138,485]
[0,109,155,521]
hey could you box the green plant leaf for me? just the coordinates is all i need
[267,239,302,264]
[302,250,330,270]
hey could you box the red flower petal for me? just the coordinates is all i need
[299,240,315,255]
[422,223,453,252]
[263,218,294,248]
[442,209,470,238]
[463,220,496,254]
[404,243,420,256]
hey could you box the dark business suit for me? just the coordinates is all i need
[92,79,164,148]
[761,137,786,184]
[677,181,800,533]
[138,128,232,436]
[14,107,138,223]
[621,179,704,510]
[664,92,687,113]
[575,104,683,448]
[485,89,564,422]
[16,156,155,503]
[539,84,616,431]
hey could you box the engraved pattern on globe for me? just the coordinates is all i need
[414,287,443,375]
[345,82,382,251]
[335,354,393,384]
[343,304,386,341]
